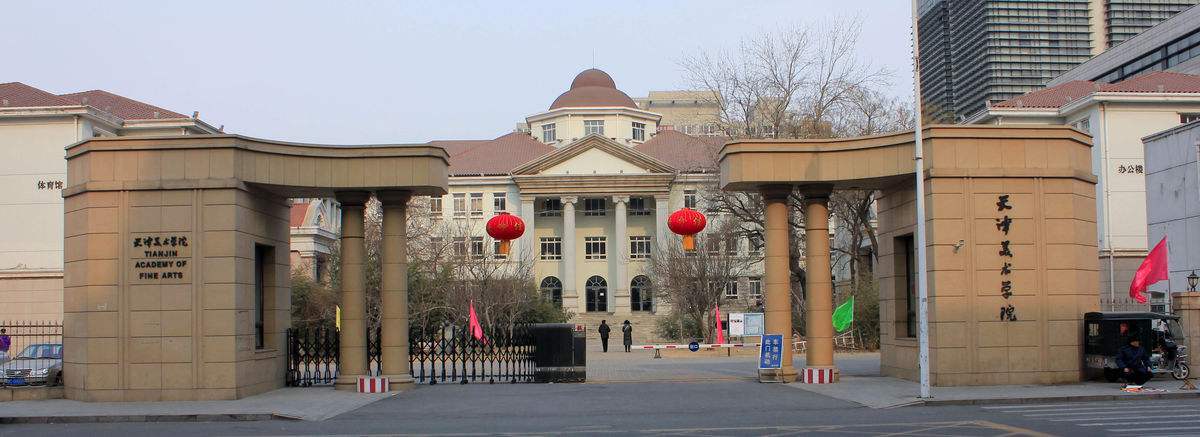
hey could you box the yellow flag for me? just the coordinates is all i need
[335,305,342,331]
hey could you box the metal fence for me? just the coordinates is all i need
[0,321,64,386]
[0,321,62,356]
[409,325,536,385]
[286,326,339,387]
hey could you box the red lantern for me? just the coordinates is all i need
[486,212,525,255]
[668,208,706,251]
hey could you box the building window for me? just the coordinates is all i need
[748,277,762,299]
[471,237,485,259]
[724,281,738,300]
[1071,118,1090,133]
[1182,113,1200,124]
[584,198,606,216]
[585,237,607,260]
[493,192,507,213]
[900,235,916,338]
[632,122,646,141]
[584,120,605,136]
[492,240,507,260]
[469,193,484,217]
[453,237,467,259]
[453,193,466,217]
[725,235,738,256]
[429,196,443,218]
[631,275,652,312]
[684,190,697,209]
[542,123,557,142]
[628,197,651,216]
[540,237,562,260]
[253,244,270,349]
[586,275,608,312]
[540,276,563,307]
[706,237,721,256]
[629,236,652,259]
[747,235,763,256]
[539,198,562,217]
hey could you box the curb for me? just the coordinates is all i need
[918,391,1200,407]
[0,412,299,424]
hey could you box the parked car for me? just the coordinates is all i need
[0,343,62,386]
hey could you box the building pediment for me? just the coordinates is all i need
[511,134,675,176]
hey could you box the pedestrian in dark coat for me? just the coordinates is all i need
[622,320,633,352]
[1117,337,1153,385]
[598,320,611,353]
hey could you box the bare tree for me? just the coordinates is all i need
[648,220,757,341]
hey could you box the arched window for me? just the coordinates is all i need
[631,275,652,312]
[540,276,563,308]
[586,275,608,312]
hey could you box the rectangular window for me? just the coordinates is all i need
[747,235,763,256]
[632,122,646,141]
[725,235,738,256]
[901,235,917,338]
[539,198,562,217]
[540,237,562,260]
[684,190,697,209]
[253,244,268,349]
[1071,118,1090,133]
[453,193,466,217]
[429,195,443,219]
[542,123,557,142]
[584,198,606,216]
[585,237,607,260]
[1182,113,1200,124]
[629,236,652,259]
[471,237,485,259]
[724,281,738,300]
[706,237,721,256]
[748,277,762,298]
[493,240,507,260]
[470,193,484,217]
[628,197,651,216]
[493,192,507,213]
[453,237,467,259]
[584,120,605,136]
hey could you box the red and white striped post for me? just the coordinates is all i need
[357,376,390,393]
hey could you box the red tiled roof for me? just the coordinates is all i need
[59,89,188,120]
[993,72,1200,109]
[549,69,637,110]
[290,201,312,227]
[439,132,556,176]
[634,130,726,172]
[0,82,77,107]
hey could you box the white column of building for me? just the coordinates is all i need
[519,196,537,265]
[654,195,669,246]
[612,195,630,315]
[561,196,579,311]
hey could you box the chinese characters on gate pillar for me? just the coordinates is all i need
[996,195,1017,321]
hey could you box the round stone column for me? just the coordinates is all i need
[759,185,797,383]
[378,190,414,390]
[802,185,838,383]
[334,191,371,391]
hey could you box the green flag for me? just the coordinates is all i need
[832,296,854,332]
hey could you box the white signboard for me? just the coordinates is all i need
[729,313,746,336]
[743,313,764,336]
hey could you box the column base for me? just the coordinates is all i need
[800,366,839,384]
[334,375,367,391]
[758,366,798,383]
[381,375,416,391]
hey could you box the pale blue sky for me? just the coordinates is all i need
[6,1,914,144]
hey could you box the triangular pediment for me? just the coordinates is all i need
[511,134,675,176]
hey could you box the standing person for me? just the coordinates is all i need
[1117,336,1153,386]
[622,320,633,353]
[598,320,611,353]
[0,328,10,362]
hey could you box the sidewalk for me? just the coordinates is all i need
[788,375,1200,409]
[0,387,394,423]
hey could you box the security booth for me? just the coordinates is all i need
[529,323,585,383]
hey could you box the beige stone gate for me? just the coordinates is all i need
[719,125,1099,385]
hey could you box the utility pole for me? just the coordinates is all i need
[910,0,932,400]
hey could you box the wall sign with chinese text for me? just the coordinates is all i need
[996,195,1017,321]
[130,233,192,283]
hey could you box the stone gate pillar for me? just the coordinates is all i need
[335,191,371,391]
[802,186,838,382]
[760,185,797,382]
[378,190,414,390]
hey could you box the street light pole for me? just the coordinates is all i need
[911,0,932,399]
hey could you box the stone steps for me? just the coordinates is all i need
[569,312,666,344]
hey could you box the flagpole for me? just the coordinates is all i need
[911,0,932,400]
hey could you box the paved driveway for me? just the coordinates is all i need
[585,347,880,382]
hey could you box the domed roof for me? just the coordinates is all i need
[549,69,638,110]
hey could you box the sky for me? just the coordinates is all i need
[6,1,914,144]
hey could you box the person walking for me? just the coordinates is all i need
[622,320,633,353]
[1117,336,1153,386]
[598,320,611,353]
[0,328,10,362]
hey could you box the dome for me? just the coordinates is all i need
[549,69,638,110]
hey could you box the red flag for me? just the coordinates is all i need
[714,303,725,344]
[468,300,486,342]
[1130,237,1170,304]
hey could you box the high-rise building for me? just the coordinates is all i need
[918,0,1199,123]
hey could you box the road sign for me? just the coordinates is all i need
[729,313,745,336]
[759,334,783,369]
[688,341,700,352]
[743,313,764,336]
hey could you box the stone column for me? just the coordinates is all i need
[377,190,413,390]
[1174,293,1200,372]
[520,196,537,265]
[334,191,371,390]
[613,195,630,315]
[561,196,579,311]
[802,185,838,382]
[654,194,669,246]
[759,185,797,383]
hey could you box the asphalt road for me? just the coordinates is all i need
[6,380,1198,436]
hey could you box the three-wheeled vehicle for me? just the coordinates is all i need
[1084,312,1190,382]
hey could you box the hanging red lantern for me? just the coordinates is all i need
[668,207,706,251]
[486,212,525,255]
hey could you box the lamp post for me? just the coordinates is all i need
[1189,270,1199,292]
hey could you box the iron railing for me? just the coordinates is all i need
[0,321,62,357]
[0,321,64,386]
[286,326,339,387]
[409,325,536,385]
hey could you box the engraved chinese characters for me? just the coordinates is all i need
[131,234,191,282]
[995,195,1016,321]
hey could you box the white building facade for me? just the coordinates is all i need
[1143,122,1200,299]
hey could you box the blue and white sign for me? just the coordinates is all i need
[688,341,700,352]
[759,334,784,369]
